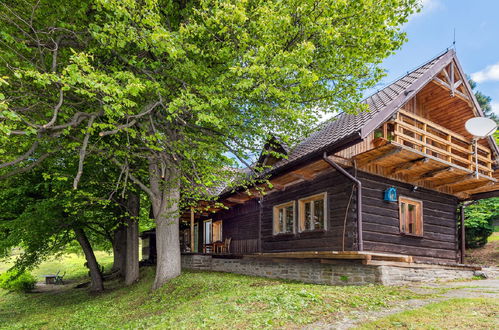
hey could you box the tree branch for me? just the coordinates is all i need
[43,87,64,128]
[0,140,39,169]
[0,150,57,180]
[73,115,95,189]
[98,101,161,137]
[98,119,136,137]
[111,158,155,200]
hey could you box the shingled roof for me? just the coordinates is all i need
[267,48,499,175]
[216,49,499,198]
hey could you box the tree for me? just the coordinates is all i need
[463,79,499,248]
[0,0,419,289]
[463,198,497,248]
[0,153,141,291]
[469,78,498,122]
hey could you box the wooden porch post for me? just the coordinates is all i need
[190,207,195,253]
[460,204,465,264]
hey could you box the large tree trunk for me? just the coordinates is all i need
[125,192,140,285]
[112,222,127,277]
[74,227,104,292]
[149,157,181,290]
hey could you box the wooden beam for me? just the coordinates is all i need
[268,182,285,190]
[418,167,453,180]
[450,61,455,96]
[289,171,316,181]
[431,78,470,102]
[453,181,490,194]
[433,76,451,90]
[441,66,450,83]
[190,208,195,252]
[362,146,402,166]
[391,157,428,175]
[433,174,476,188]
[226,196,249,204]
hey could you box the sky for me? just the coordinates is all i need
[372,0,499,116]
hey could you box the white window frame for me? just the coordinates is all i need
[298,192,328,232]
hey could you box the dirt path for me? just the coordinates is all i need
[305,278,499,330]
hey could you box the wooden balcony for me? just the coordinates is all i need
[383,110,494,177]
[354,110,497,198]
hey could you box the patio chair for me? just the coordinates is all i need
[55,271,65,285]
[221,237,232,254]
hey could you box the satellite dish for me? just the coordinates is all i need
[465,117,497,138]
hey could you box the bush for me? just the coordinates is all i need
[463,198,498,249]
[0,270,37,293]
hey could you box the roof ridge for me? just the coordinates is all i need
[264,49,457,175]
[374,47,454,90]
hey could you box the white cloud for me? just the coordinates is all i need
[491,101,499,116]
[419,0,441,12]
[406,0,442,24]
[471,63,499,83]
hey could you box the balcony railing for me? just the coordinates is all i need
[378,110,494,177]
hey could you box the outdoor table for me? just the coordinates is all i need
[43,275,57,284]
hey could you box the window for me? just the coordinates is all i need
[298,193,327,232]
[273,201,295,234]
[399,197,423,236]
[213,221,223,242]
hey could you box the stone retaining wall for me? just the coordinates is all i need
[181,254,482,285]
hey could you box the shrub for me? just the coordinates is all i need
[0,270,37,293]
[463,198,498,249]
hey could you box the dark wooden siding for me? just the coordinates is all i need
[212,199,260,253]
[211,199,259,239]
[261,170,357,252]
[359,171,459,263]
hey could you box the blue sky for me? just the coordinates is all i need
[374,0,499,116]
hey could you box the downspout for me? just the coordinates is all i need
[322,152,363,251]
[258,196,263,253]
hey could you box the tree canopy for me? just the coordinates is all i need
[0,0,419,289]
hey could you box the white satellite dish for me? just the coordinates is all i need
[465,117,497,138]
[464,117,497,178]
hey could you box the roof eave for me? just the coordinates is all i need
[216,132,362,200]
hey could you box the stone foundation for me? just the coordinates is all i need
[181,254,483,285]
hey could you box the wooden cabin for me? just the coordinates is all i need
[149,50,498,266]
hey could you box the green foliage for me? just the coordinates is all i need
[469,78,498,122]
[0,0,419,286]
[0,268,420,328]
[461,81,498,248]
[463,198,498,248]
[0,157,127,272]
[0,270,36,293]
[0,0,419,204]
[0,251,114,282]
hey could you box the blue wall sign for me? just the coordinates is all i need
[384,187,397,202]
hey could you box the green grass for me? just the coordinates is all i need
[358,298,499,329]
[0,267,422,329]
[0,251,113,281]
[488,232,499,243]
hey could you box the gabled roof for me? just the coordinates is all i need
[268,49,498,175]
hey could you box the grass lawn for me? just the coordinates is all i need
[0,251,114,281]
[0,264,423,329]
[488,232,499,243]
[358,298,499,329]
